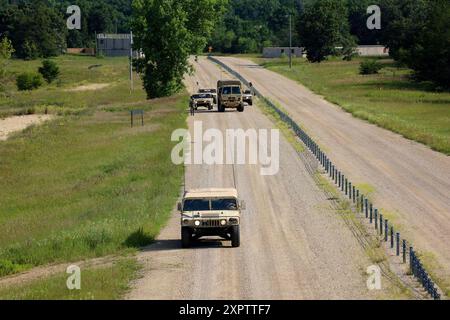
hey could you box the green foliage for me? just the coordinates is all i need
[210,0,302,54]
[38,59,60,83]
[378,0,450,87]
[0,1,67,59]
[16,72,43,91]
[132,0,226,98]
[0,36,14,92]
[359,59,383,75]
[298,0,354,63]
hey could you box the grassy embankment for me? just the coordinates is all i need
[0,259,140,300]
[250,56,450,155]
[0,54,187,299]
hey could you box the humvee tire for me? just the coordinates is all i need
[181,227,191,248]
[231,225,240,247]
[218,104,225,112]
[237,104,244,112]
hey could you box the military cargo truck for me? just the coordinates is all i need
[217,80,244,113]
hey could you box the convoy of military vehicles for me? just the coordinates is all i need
[182,61,252,248]
[190,80,253,114]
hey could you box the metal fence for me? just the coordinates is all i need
[208,56,442,300]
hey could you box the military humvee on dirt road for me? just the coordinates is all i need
[178,188,245,248]
[217,80,245,112]
[189,93,214,111]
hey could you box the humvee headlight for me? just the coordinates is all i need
[183,219,189,225]
[221,219,227,226]
[229,218,238,225]
[194,220,201,226]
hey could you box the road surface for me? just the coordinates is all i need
[127,57,401,300]
[214,56,450,291]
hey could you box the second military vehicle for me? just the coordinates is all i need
[243,89,253,106]
[199,88,217,104]
[217,80,244,113]
[178,188,245,248]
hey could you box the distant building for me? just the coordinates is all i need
[263,47,303,58]
[96,33,132,57]
[356,45,389,57]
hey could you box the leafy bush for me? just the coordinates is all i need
[360,60,383,75]
[16,72,43,91]
[38,60,60,83]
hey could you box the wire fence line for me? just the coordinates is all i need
[208,56,442,300]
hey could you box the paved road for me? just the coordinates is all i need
[127,57,399,300]
[214,56,450,290]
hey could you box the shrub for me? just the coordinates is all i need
[16,72,43,91]
[38,60,60,83]
[360,60,383,75]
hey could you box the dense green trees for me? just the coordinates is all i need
[297,0,356,62]
[132,0,226,98]
[210,0,303,53]
[0,0,133,58]
[0,0,66,59]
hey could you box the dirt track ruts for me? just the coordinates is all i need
[126,57,401,300]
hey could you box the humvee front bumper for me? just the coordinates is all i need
[181,217,240,228]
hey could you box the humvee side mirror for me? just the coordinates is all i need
[240,200,246,210]
[177,202,182,212]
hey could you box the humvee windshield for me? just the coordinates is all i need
[192,93,211,99]
[222,86,241,95]
[183,198,238,211]
[211,199,238,210]
[183,199,210,211]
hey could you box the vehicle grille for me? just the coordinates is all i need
[201,220,221,227]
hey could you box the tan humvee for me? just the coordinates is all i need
[217,80,245,113]
[178,188,245,248]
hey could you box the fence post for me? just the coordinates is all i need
[380,214,383,235]
[370,204,373,223]
[365,199,368,218]
[352,187,356,204]
[345,178,348,195]
[348,182,352,199]
[396,233,400,256]
[403,241,407,263]
[385,220,388,242]
[390,226,394,248]
[375,209,378,229]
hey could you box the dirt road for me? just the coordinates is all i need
[214,56,450,291]
[127,57,400,300]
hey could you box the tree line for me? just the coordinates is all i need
[0,0,448,93]
[0,0,132,59]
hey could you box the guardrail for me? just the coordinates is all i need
[208,55,442,300]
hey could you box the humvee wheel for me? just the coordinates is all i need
[231,225,240,247]
[237,104,244,112]
[219,104,225,112]
[181,227,191,248]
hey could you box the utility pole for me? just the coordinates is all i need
[289,14,292,69]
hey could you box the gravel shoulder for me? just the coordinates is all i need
[214,56,450,293]
[126,57,402,300]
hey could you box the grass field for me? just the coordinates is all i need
[250,56,450,155]
[0,55,188,277]
[0,55,147,117]
[0,258,139,300]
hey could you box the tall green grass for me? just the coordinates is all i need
[0,258,140,300]
[0,55,188,276]
[251,56,450,155]
[0,55,146,117]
